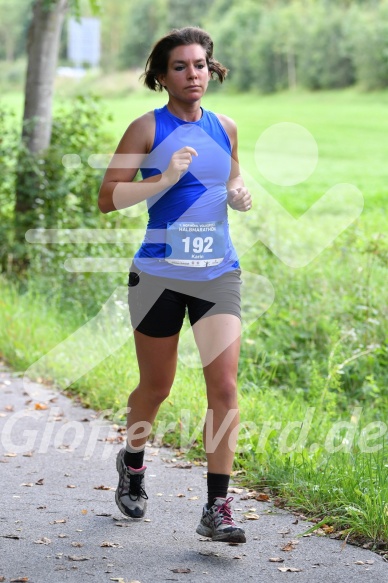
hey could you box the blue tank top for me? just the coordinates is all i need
[133,105,239,280]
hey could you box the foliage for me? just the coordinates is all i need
[1,96,115,281]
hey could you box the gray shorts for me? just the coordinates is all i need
[127,266,242,338]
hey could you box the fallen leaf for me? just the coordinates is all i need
[269,557,285,563]
[171,568,191,573]
[34,537,51,545]
[228,487,244,494]
[96,513,112,517]
[0,576,5,581]
[4,453,17,457]
[35,478,44,485]
[278,567,303,572]
[4,405,14,411]
[354,561,364,565]
[101,541,123,548]
[34,403,48,410]
[188,496,199,500]
[51,519,66,524]
[281,541,298,552]
[68,555,91,561]
[177,493,185,498]
[67,484,76,488]
[172,463,192,469]
[10,578,29,582]
[23,452,33,457]
[71,542,84,547]
[94,485,112,490]
[1,534,20,539]
[21,483,34,487]
[255,493,270,502]
[233,556,243,559]
[81,509,88,515]
[244,513,260,520]
[277,528,291,536]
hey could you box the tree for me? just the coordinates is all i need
[20,0,68,157]
[14,0,99,270]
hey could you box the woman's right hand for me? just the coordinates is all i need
[163,146,198,186]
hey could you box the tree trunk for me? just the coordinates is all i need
[21,0,68,154]
[13,0,68,271]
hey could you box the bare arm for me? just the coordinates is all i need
[98,112,197,214]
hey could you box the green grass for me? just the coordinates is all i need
[1,82,388,551]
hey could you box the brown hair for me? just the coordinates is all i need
[142,27,228,91]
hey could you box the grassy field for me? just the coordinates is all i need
[1,81,388,551]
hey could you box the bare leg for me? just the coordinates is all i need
[126,330,180,450]
[192,314,241,475]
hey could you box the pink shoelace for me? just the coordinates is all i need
[217,497,235,525]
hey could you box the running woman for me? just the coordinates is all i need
[98,26,252,543]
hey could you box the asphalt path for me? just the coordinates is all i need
[0,363,387,583]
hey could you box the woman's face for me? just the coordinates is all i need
[159,43,211,103]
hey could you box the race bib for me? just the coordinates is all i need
[165,221,225,267]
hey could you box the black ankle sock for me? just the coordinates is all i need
[207,472,230,507]
[124,448,145,469]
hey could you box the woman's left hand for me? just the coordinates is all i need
[227,187,252,212]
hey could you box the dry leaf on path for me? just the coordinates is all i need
[34,403,48,410]
[34,537,51,545]
[10,578,29,582]
[255,493,270,502]
[68,555,91,561]
[244,513,260,520]
[269,557,285,563]
[171,568,192,573]
[0,576,5,582]
[277,528,291,536]
[101,541,123,548]
[51,519,66,524]
[35,478,44,485]
[94,485,113,490]
[278,567,303,572]
[1,534,21,539]
[172,463,192,469]
[281,541,298,552]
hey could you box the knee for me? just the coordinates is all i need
[208,376,238,408]
[140,377,173,404]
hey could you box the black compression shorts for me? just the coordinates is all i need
[127,265,242,338]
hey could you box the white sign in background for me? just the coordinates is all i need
[67,17,100,67]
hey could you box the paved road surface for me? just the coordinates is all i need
[0,364,387,582]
